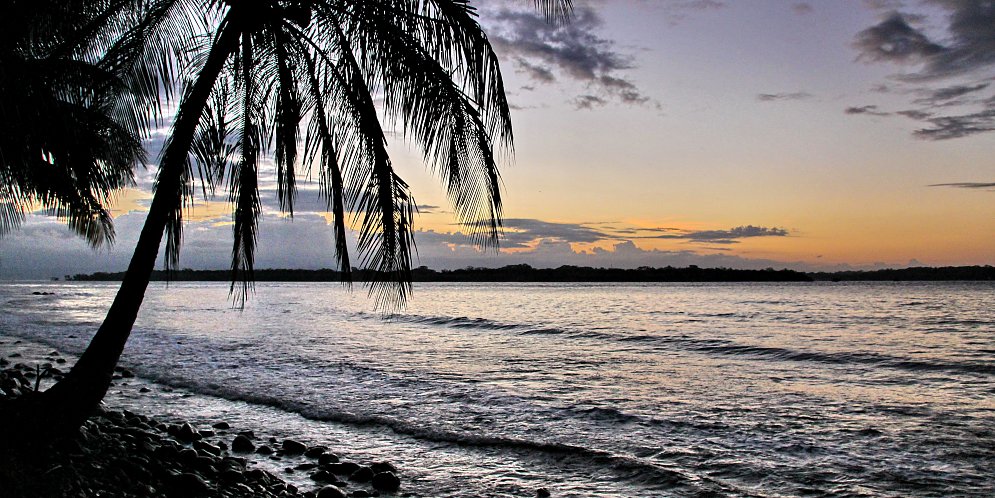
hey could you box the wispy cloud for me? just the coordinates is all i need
[757,91,813,102]
[850,3,995,140]
[792,2,814,15]
[484,5,657,109]
[853,12,944,66]
[928,182,995,190]
[845,105,890,116]
[456,219,790,248]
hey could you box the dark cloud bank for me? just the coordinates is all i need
[849,2,995,140]
[483,4,657,109]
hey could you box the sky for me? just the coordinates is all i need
[2,0,994,279]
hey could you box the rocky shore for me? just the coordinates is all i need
[0,344,403,498]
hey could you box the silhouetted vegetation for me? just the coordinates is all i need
[808,265,994,281]
[66,264,995,283]
[69,264,812,282]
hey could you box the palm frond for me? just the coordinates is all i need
[228,33,262,305]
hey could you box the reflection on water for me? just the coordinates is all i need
[2,281,993,497]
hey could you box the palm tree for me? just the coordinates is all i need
[0,0,147,248]
[4,0,572,445]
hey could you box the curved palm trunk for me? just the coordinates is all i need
[1,10,243,446]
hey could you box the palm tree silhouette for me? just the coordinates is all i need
[0,0,146,247]
[3,0,573,444]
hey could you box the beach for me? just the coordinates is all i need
[1,338,404,498]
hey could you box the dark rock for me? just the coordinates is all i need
[316,485,348,498]
[193,455,218,474]
[55,358,67,364]
[220,469,244,483]
[326,462,361,475]
[194,440,221,456]
[119,459,151,481]
[171,472,212,495]
[371,472,401,492]
[349,466,375,482]
[305,445,328,458]
[154,444,180,461]
[178,448,199,465]
[213,421,231,430]
[350,491,375,498]
[256,445,273,455]
[139,387,151,393]
[311,470,336,483]
[237,430,255,440]
[536,488,551,498]
[220,457,247,471]
[245,468,268,483]
[369,462,397,475]
[318,453,340,465]
[296,463,318,470]
[48,351,59,356]
[121,369,134,378]
[175,423,200,443]
[233,483,254,494]
[198,429,215,438]
[282,439,308,454]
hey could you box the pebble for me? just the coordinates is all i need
[371,472,400,492]
[316,485,348,498]
[349,466,375,482]
[232,434,255,453]
[283,439,308,454]
[305,445,328,458]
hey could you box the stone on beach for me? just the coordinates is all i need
[283,438,308,454]
[349,466,375,482]
[371,471,401,492]
[369,462,397,475]
[232,434,255,453]
[316,484,348,498]
[170,472,213,495]
[305,445,328,458]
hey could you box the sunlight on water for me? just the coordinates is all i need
[2,281,993,497]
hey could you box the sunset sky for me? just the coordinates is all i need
[2,0,993,279]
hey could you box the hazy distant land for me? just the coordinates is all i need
[64,264,995,282]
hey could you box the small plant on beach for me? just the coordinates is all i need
[1,0,573,446]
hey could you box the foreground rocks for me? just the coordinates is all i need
[0,359,403,498]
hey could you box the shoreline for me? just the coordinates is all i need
[0,338,403,498]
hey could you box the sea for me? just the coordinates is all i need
[1,281,993,497]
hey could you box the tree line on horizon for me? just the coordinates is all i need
[64,264,995,282]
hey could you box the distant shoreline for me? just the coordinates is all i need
[62,265,995,283]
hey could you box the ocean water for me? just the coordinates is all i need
[1,281,993,497]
